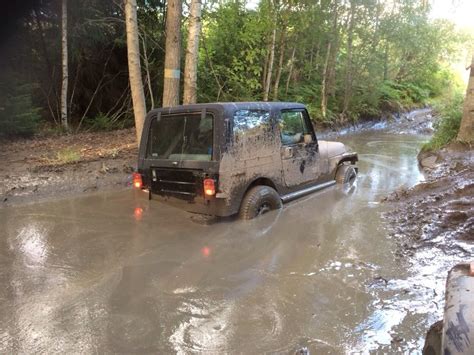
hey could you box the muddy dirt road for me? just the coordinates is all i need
[0,129,469,353]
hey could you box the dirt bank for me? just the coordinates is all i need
[384,143,474,252]
[0,129,137,207]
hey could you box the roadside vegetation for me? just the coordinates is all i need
[423,93,465,151]
[0,0,472,141]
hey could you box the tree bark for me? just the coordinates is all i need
[61,0,68,130]
[272,30,286,101]
[321,41,331,119]
[263,25,276,101]
[163,0,182,107]
[183,0,202,105]
[125,0,147,144]
[285,46,296,97]
[327,0,340,98]
[458,54,474,143]
[141,34,155,109]
[342,0,355,121]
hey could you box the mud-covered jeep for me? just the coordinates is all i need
[134,102,358,219]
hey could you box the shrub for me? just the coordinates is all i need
[84,113,122,131]
[56,148,81,164]
[0,83,41,137]
[423,93,464,151]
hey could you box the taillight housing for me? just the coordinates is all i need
[132,172,143,189]
[203,178,216,197]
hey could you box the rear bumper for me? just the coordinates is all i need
[146,190,236,217]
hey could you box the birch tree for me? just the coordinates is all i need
[61,0,68,130]
[163,0,182,107]
[183,0,202,105]
[125,0,147,143]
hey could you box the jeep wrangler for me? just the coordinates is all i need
[134,102,358,219]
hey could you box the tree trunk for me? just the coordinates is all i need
[458,54,474,143]
[263,26,277,101]
[272,30,286,101]
[285,46,296,97]
[183,0,202,105]
[342,0,355,121]
[61,0,68,130]
[163,0,182,107]
[327,0,340,98]
[125,0,147,144]
[141,34,155,109]
[321,41,332,119]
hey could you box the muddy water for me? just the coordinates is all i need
[0,131,457,353]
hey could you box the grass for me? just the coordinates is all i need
[56,148,81,164]
[422,93,464,151]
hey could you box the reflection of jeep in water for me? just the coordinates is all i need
[134,102,358,219]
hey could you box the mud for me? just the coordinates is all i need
[2,109,471,353]
[0,129,137,207]
[385,143,473,246]
[1,128,452,353]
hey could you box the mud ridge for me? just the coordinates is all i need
[0,128,137,207]
[384,143,474,254]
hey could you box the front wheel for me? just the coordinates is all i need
[336,164,357,184]
[239,185,282,220]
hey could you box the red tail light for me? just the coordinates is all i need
[132,172,143,189]
[203,178,215,196]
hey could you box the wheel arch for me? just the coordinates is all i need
[235,177,280,214]
[331,153,359,179]
[245,177,279,194]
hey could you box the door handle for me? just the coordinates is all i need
[283,146,294,158]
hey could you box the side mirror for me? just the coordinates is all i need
[303,134,313,144]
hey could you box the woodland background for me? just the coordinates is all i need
[0,0,472,141]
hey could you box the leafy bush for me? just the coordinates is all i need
[84,113,123,131]
[377,81,429,112]
[0,83,41,137]
[423,93,464,151]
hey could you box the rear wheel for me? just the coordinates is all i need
[336,164,357,184]
[239,185,282,220]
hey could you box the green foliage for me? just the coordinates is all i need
[0,82,41,137]
[2,0,473,136]
[423,93,464,151]
[84,113,123,131]
[377,81,429,111]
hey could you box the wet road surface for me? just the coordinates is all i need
[0,131,460,353]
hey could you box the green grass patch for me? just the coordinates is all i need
[56,148,81,164]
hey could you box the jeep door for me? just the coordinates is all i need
[278,109,324,187]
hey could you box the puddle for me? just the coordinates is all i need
[0,130,460,354]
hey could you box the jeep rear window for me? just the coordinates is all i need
[147,113,213,161]
[233,109,271,138]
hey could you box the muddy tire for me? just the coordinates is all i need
[239,185,282,220]
[336,164,357,184]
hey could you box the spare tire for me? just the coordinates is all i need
[239,185,282,220]
[336,164,357,184]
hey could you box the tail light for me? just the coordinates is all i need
[132,172,143,189]
[203,178,215,197]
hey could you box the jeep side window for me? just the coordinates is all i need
[279,110,312,145]
[233,109,271,141]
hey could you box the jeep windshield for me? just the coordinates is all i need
[147,113,213,161]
